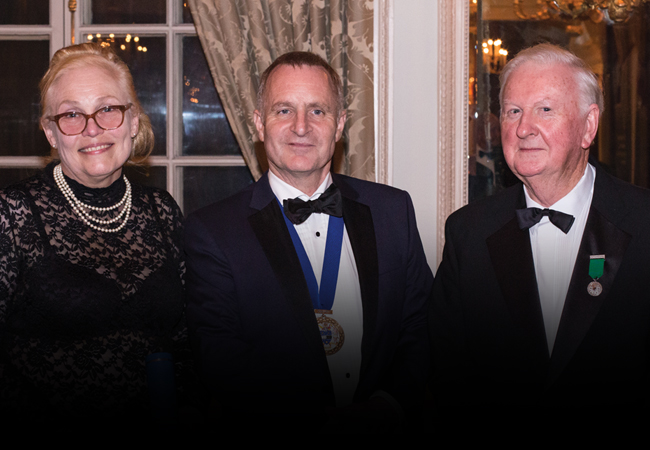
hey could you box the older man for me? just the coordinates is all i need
[431,43,650,416]
[185,52,433,430]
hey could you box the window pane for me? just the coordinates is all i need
[0,40,50,157]
[182,36,241,156]
[0,168,41,189]
[0,0,48,25]
[181,166,253,215]
[86,35,167,156]
[181,0,193,24]
[123,165,167,191]
[89,0,166,24]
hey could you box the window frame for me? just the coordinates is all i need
[0,0,248,213]
[0,0,64,170]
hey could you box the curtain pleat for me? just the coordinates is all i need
[188,0,374,181]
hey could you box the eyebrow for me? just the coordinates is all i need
[269,101,293,109]
[502,96,554,104]
[57,96,123,111]
[269,101,333,112]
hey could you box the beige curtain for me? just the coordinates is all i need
[188,0,375,181]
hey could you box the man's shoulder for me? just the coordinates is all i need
[597,168,650,204]
[593,167,650,228]
[446,183,522,230]
[185,180,258,229]
[333,173,410,204]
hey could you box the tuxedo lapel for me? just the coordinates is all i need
[548,169,632,384]
[486,190,549,362]
[248,173,381,391]
[334,174,379,378]
[247,176,328,364]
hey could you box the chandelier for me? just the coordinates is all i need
[514,0,649,23]
[482,39,509,73]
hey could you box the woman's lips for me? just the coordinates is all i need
[78,143,112,154]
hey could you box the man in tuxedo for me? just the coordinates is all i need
[184,52,433,431]
[431,43,650,418]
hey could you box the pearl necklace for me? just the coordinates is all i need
[53,164,132,233]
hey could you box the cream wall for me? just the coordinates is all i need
[391,0,440,269]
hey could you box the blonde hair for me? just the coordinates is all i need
[39,42,154,163]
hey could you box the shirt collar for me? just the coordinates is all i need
[524,163,595,217]
[268,171,333,203]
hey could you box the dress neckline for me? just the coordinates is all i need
[46,161,127,208]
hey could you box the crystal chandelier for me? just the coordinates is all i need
[514,0,649,23]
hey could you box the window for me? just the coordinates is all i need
[0,0,253,215]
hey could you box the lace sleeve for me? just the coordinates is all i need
[0,189,25,309]
[151,189,185,285]
[148,189,204,410]
[0,188,29,404]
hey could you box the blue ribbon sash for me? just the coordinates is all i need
[281,205,344,310]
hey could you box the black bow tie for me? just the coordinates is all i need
[516,207,575,234]
[283,183,343,225]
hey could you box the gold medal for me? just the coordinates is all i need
[316,309,345,355]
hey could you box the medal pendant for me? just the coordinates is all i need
[587,280,602,297]
[588,256,605,297]
[316,309,345,355]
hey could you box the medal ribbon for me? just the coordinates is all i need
[589,255,605,279]
[281,202,344,310]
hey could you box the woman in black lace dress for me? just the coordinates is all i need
[0,43,193,427]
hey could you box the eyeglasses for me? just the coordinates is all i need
[48,103,133,136]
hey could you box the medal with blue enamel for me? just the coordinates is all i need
[282,202,346,355]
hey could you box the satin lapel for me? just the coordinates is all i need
[548,204,631,384]
[335,175,379,377]
[247,178,328,363]
[486,212,549,361]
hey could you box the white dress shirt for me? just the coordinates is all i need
[525,163,595,355]
[269,171,363,407]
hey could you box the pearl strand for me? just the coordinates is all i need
[55,167,131,226]
[53,164,132,233]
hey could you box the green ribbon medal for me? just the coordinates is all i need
[587,254,605,297]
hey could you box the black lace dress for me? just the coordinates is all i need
[0,163,190,426]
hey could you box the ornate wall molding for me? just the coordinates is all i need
[437,0,469,262]
[376,0,393,185]
[376,0,468,265]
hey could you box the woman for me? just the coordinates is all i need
[0,43,192,426]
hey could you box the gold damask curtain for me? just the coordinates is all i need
[188,0,374,181]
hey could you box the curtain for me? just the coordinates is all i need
[188,0,375,181]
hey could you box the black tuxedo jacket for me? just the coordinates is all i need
[184,172,433,420]
[431,161,650,415]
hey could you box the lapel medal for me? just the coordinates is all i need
[316,309,345,355]
[587,254,605,297]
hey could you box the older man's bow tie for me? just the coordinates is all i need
[283,183,343,225]
[516,207,575,234]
